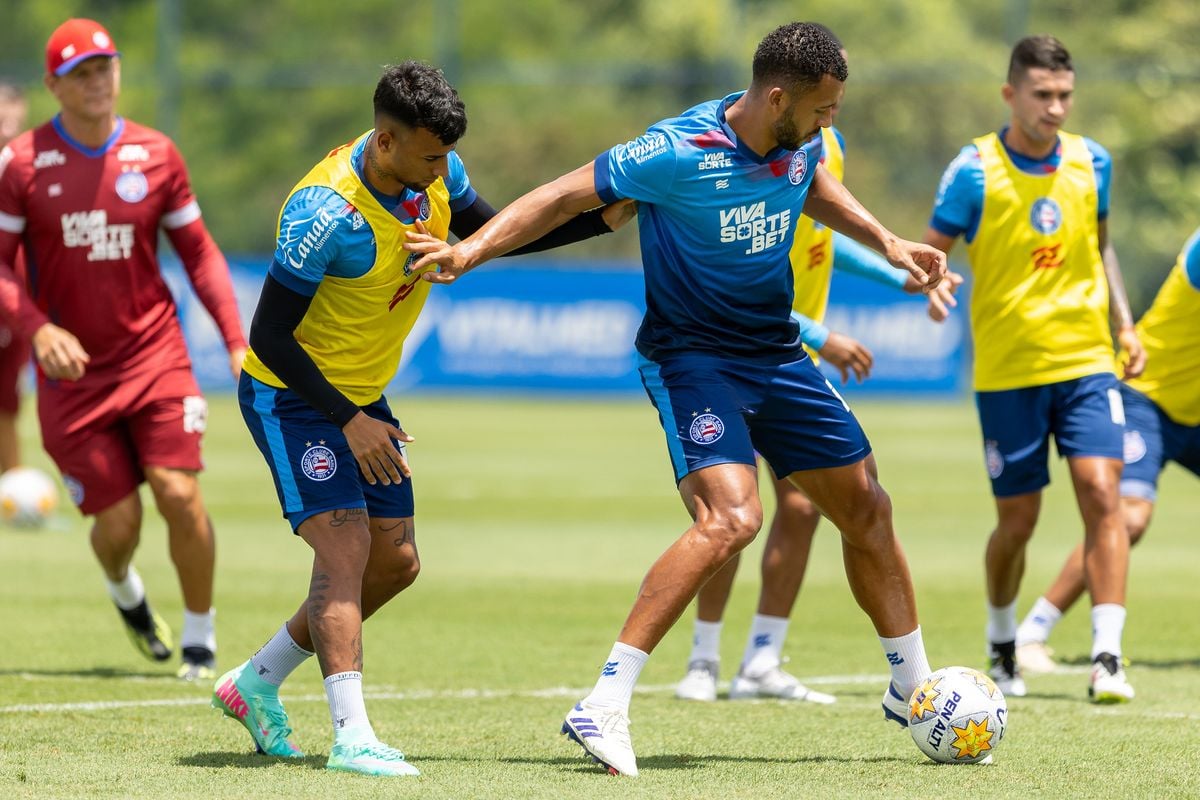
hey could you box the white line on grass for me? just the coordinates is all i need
[4,672,1197,722]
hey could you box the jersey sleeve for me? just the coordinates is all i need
[445,151,477,212]
[790,310,830,350]
[1184,228,1200,290]
[159,139,202,229]
[0,142,28,233]
[1084,138,1112,221]
[929,145,984,242]
[594,127,679,205]
[270,186,350,297]
[832,232,908,289]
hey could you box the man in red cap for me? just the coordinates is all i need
[0,18,247,680]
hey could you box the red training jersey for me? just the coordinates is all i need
[0,115,245,385]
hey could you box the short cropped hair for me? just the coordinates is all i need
[751,22,848,95]
[373,61,467,145]
[1007,35,1073,85]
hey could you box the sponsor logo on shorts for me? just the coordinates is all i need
[985,440,1004,479]
[115,169,149,203]
[788,150,808,185]
[63,475,84,507]
[1029,197,1062,234]
[1123,430,1147,464]
[689,413,724,445]
[300,445,337,481]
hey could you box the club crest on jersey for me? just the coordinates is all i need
[1029,198,1062,234]
[115,169,149,203]
[300,445,337,481]
[1123,430,1147,464]
[63,475,85,507]
[788,150,808,185]
[689,413,725,445]
[984,440,1004,479]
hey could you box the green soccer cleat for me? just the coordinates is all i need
[211,661,304,758]
[327,738,420,777]
[116,600,173,662]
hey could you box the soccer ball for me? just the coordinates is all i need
[0,467,59,528]
[908,665,1007,764]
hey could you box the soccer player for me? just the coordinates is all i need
[213,61,628,777]
[405,22,945,777]
[675,29,961,704]
[0,80,32,474]
[1015,227,1200,681]
[0,18,246,680]
[923,35,1145,702]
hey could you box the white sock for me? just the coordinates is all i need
[583,642,648,713]
[325,671,375,742]
[740,614,790,677]
[1016,597,1063,646]
[250,622,314,688]
[688,619,723,663]
[879,626,932,698]
[105,567,145,610]
[181,608,217,652]
[1091,603,1126,660]
[986,599,1018,645]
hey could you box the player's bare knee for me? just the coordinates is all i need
[1075,477,1121,521]
[695,502,763,560]
[148,472,202,520]
[836,484,892,545]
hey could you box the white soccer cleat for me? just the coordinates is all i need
[561,701,639,777]
[1016,641,1058,675]
[729,666,836,704]
[881,681,909,728]
[675,659,719,702]
[1089,653,1134,704]
[988,642,1027,698]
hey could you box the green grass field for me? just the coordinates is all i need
[1,395,1197,799]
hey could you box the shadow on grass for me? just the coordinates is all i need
[178,752,327,771]
[0,666,176,680]
[499,753,910,770]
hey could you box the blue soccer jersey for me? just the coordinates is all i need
[595,91,825,363]
[930,128,1111,243]
[269,136,476,296]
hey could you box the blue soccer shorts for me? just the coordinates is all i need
[239,372,414,531]
[637,352,871,484]
[975,372,1124,497]
[1119,383,1200,503]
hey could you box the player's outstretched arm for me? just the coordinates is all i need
[405,162,605,284]
[803,164,945,293]
[1098,221,1145,379]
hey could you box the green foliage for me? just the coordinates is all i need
[1,0,1197,305]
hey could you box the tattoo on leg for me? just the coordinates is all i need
[329,508,366,528]
[351,631,363,672]
[379,519,413,548]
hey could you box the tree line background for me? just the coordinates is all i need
[2,0,1197,311]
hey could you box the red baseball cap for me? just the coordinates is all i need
[45,18,120,77]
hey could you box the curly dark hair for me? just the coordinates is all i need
[373,61,467,145]
[751,22,848,94]
[1007,35,1073,85]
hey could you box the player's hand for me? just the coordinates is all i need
[1117,326,1147,380]
[342,411,414,486]
[818,332,873,384]
[403,219,472,285]
[601,199,638,231]
[228,345,247,380]
[31,322,90,381]
[886,238,947,294]
[924,270,964,322]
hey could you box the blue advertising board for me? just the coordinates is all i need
[164,257,967,397]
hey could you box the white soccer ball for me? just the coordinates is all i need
[0,467,59,528]
[908,665,1007,764]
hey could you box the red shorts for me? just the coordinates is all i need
[0,326,31,414]
[38,366,207,515]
